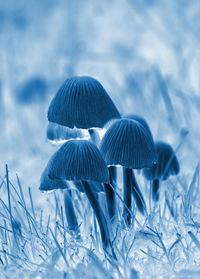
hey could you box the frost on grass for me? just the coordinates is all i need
[0,163,200,278]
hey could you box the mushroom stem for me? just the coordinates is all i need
[64,189,79,232]
[104,166,117,221]
[109,165,117,182]
[123,168,132,226]
[152,179,160,202]
[131,170,147,215]
[82,181,111,250]
[88,128,100,147]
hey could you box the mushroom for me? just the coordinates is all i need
[41,140,112,250]
[47,76,120,146]
[100,118,156,225]
[46,76,119,232]
[40,160,79,232]
[143,141,180,202]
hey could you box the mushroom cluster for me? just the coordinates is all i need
[40,75,180,253]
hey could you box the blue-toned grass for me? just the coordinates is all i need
[1,1,200,278]
[0,161,200,278]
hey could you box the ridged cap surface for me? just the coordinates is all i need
[48,76,120,129]
[47,140,109,183]
[100,119,157,169]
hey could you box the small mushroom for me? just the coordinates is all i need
[47,76,120,146]
[41,140,111,251]
[40,161,78,232]
[143,141,180,202]
[100,118,156,225]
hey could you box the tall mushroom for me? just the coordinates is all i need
[100,119,157,225]
[41,140,112,251]
[47,76,120,146]
[143,141,180,202]
[47,76,120,227]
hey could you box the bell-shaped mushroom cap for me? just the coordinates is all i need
[100,119,157,169]
[39,163,68,191]
[47,76,120,129]
[143,141,180,180]
[47,140,109,183]
[124,114,152,136]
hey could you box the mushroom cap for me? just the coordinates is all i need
[47,76,120,129]
[39,163,68,191]
[143,141,180,180]
[100,118,157,169]
[46,140,109,183]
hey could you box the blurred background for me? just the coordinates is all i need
[1,0,200,195]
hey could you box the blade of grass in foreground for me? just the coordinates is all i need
[5,165,19,249]
[188,231,200,250]
[50,228,69,267]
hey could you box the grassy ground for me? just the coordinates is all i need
[0,149,200,278]
[1,1,200,278]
